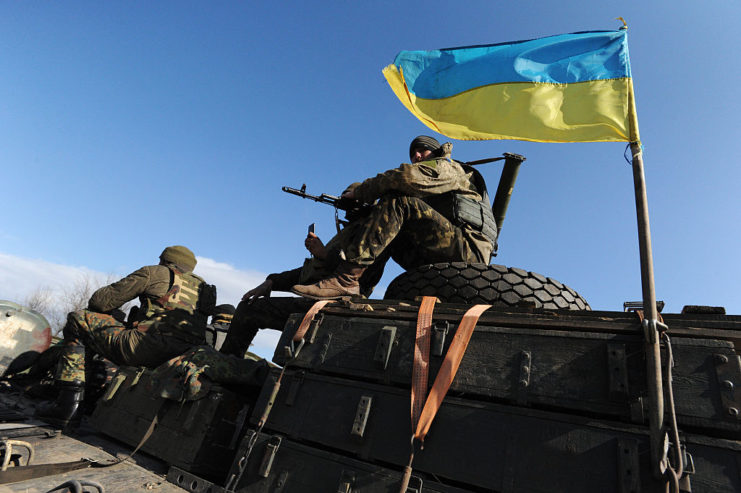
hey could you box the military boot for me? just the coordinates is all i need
[291,261,366,300]
[35,381,85,429]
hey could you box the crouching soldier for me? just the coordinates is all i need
[36,245,217,428]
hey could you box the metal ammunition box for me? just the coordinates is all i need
[90,366,254,481]
[224,430,474,492]
[273,302,741,436]
[252,368,741,492]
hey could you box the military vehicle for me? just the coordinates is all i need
[0,153,739,493]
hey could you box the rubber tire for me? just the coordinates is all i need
[384,263,590,310]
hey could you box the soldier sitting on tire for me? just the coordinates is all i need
[291,135,498,300]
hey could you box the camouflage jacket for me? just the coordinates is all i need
[89,265,175,313]
[88,264,213,343]
[351,146,493,260]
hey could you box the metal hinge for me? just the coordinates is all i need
[617,438,640,493]
[714,353,741,420]
[608,343,630,401]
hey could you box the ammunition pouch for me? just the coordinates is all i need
[450,194,498,248]
[424,191,498,250]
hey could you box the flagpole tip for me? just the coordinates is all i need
[616,17,628,29]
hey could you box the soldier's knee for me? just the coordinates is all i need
[62,312,85,340]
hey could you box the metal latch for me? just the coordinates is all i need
[432,321,450,357]
[130,368,146,387]
[406,475,423,493]
[337,470,355,493]
[102,373,127,401]
[373,326,396,370]
[258,436,282,478]
[518,351,531,387]
[307,313,325,344]
[351,395,373,437]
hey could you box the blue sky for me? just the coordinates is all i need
[2,2,740,358]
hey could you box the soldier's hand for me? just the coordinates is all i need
[242,279,273,304]
[305,232,328,260]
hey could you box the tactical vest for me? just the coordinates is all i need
[138,266,216,344]
[423,163,499,252]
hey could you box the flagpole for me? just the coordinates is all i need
[630,142,666,478]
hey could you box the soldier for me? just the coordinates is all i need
[205,303,236,350]
[36,245,217,428]
[219,226,386,358]
[291,135,498,300]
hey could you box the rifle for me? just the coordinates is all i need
[281,184,373,229]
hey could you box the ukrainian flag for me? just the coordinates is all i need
[383,28,639,143]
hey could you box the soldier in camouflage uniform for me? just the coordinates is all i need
[205,303,236,350]
[36,246,218,427]
[219,224,387,358]
[292,136,497,300]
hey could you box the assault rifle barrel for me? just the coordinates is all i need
[281,185,340,206]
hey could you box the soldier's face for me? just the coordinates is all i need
[411,148,434,163]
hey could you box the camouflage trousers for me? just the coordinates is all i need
[219,297,315,358]
[343,195,487,271]
[56,310,194,384]
[149,346,269,401]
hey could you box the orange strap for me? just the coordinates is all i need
[293,300,333,342]
[415,304,491,442]
[411,297,437,430]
